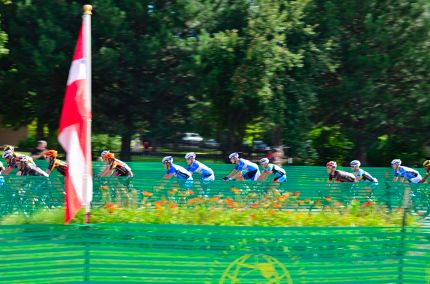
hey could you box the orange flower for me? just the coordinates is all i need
[154,201,163,210]
[100,185,109,190]
[168,188,178,195]
[325,196,332,202]
[273,202,281,209]
[293,191,300,196]
[251,203,258,208]
[363,201,373,207]
[250,214,257,219]
[169,203,178,209]
[143,191,153,197]
[104,203,118,213]
[185,190,194,195]
[230,187,241,195]
[333,201,342,207]
[213,196,220,201]
[188,198,196,204]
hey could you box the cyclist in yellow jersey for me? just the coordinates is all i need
[44,150,68,176]
[420,160,430,184]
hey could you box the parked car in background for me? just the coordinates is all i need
[204,139,220,148]
[252,140,268,152]
[182,133,204,145]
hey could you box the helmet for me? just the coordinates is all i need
[16,156,29,163]
[350,160,361,167]
[391,159,402,166]
[101,150,110,158]
[162,156,173,164]
[259,158,269,165]
[423,160,430,167]
[3,145,14,152]
[185,152,196,160]
[326,161,337,167]
[229,152,239,160]
[2,150,14,159]
[44,150,58,158]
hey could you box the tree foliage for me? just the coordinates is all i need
[0,0,429,164]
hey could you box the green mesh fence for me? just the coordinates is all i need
[0,224,429,283]
[0,163,429,217]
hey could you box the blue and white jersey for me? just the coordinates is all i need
[394,166,422,182]
[166,163,193,180]
[187,160,214,180]
[263,163,286,181]
[235,158,259,173]
[355,169,378,182]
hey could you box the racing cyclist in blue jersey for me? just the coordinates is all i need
[391,159,422,183]
[185,152,215,181]
[350,160,378,183]
[223,152,260,181]
[162,156,193,188]
[258,158,286,182]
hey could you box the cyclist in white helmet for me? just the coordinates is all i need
[223,152,260,181]
[391,159,422,183]
[162,156,193,188]
[2,149,34,175]
[185,152,215,181]
[350,160,378,183]
[258,158,286,182]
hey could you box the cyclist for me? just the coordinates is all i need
[0,161,5,187]
[15,156,48,177]
[99,151,133,178]
[326,161,355,182]
[44,150,68,176]
[391,159,422,183]
[2,149,34,175]
[162,156,193,190]
[223,152,260,181]
[350,160,378,182]
[419,160,430,184]
[258,157,286,182]
[185,152,215,181]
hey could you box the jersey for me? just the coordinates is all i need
[47,158,68,176]
[393,166,422,182]
[166,163,193,180]
[328,170,355,182]
[354,169,378,182]
[235,158,259,173]
[20,164,49,177]
[187,160,214,180]
[263,163,286,182]
[107,158,133,177]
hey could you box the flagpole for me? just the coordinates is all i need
[83,4,92,224]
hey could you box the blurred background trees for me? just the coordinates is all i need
[0,0,429,165]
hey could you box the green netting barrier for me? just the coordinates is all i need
[0,224,429,283]
[0,163,429,217]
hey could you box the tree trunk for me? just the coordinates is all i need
[120,133,132,161]
[36,119,45,140]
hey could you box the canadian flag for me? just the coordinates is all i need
[58,24,92,224]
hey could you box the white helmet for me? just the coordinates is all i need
[391,159,402,166]
[259,158,269,165]
[17,156,29,163]
[162,156,173,164]
[101,150,110,158]
[229,152,239,160]
[185,152,196,160]
[2,150,13,159]
[350,160,361,167]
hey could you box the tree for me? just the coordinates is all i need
[310,0,430,165]
[194,0,325,156]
